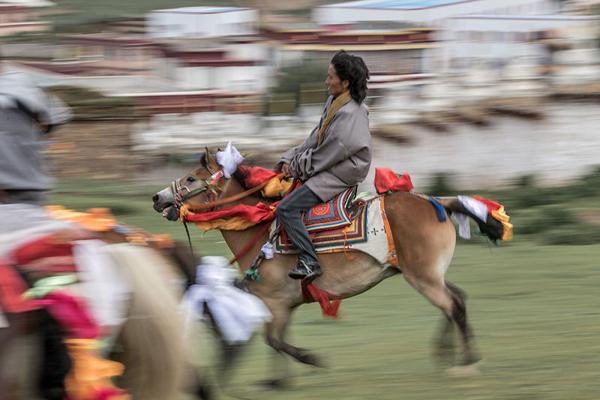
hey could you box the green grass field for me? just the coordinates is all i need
[49,179,600,400]
[185,242,599,400]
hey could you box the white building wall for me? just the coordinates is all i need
[176,66,212,90]
[147,8,257,39]
[213,66,264,91]
[228,42,270,62]
[174,65,270,91]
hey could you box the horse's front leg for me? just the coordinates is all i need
[262,302,323,388]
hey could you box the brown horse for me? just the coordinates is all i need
[0,233,210,400]
[153,151,485,386]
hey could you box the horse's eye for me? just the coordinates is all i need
[186,176,196,183]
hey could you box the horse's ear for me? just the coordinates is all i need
[198,152,206,166]
[204,146,219,170]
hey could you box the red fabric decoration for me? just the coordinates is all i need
[0,259,38,313]
[184,202,278,224]
[237,165,278,188]
[473,195,502,212]
[374,168,414,194]
[33,290,100,339]
[302,282,341,318]
[11,236,74,267]
[96,388,127,400]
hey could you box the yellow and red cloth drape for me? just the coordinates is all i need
[182,165,292,231]
[473,195,513,241]
[181,202,278,231]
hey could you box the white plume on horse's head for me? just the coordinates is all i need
[215,142,244,178]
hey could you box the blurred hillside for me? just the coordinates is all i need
[50,0,234,26]
[49,0,334,27]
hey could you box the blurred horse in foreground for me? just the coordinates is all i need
[0,222,210,400]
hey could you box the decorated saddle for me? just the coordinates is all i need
[298,186,356,233]
[273,191,399,267]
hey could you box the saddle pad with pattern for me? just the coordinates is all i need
[299,186,356,233]
[274,197,397,266]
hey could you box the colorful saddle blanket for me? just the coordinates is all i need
[274,196,398,267]
[299,186,356,233]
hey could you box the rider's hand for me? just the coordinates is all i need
[281,163,290,177]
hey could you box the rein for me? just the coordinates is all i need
[228,222,272,265]
[184,172,285,213]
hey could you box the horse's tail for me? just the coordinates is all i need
[437,197,507,242]
[105,244,187,400]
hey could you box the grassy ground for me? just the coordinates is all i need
[49,180,600,400]
[187,242,600,400]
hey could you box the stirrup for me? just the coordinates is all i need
[289,260,321,280]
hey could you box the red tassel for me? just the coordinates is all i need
[11,236,74,266]
[304,283,341,318]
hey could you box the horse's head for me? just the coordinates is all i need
[152,149,227,221]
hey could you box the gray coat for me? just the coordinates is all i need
[279,96,371,202]
[0,70,71,194]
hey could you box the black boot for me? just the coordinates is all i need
[288,259,322,280]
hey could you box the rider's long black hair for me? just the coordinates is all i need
[330,50,370,104]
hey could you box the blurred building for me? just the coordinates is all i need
[13,34,159,75]
[562,0,600,14]
[440,14,599,72]
[0,0,53,37]
[262,21,436,82]
[146,7,257,39]
[155,39,271,92]
[314,0,561,25]
[310,0,600,74]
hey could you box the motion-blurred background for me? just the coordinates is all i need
[2,0,600,398]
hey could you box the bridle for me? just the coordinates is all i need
[170,170,224,211]
[168,166,285,263]
[169,169,225,260]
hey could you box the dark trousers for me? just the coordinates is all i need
[276,185,322,265]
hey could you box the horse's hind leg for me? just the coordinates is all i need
[446,281,480,366]
[434,315,456,366]
[402,272,479,367]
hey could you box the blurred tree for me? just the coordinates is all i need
[267,60,328,113]
[427,172,457,197]
[271,61,327,94]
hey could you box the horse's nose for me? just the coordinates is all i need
[152,194,159,204]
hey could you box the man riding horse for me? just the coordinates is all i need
[276,50,371,280]
[0,51,73,242]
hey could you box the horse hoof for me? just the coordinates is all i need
[433,345,455,366]
[464,352,482,366]
[255,378,291,390]
[446,362,481,377]
[299,352,326,368]
[196,382,213,399]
